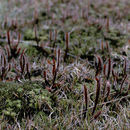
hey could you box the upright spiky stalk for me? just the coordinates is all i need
[0,53,10,81]
[20,53,25,75]
[104,81,110,102]
[5,46,10,60]
[103,63,106,77]
[52,58,56,77]
[106,41,110,55]
[49,30,52,43]
[106,17,109,32]
[7,30,11,46]
[65,32,69,50]
[43,70,50,86]
[95,56,102,77]
[93,110,101,120]
[44,70,47,81]
[3,53,7,68]
[92,77,100,115]
[101,41,104,52]
[52,49,60,87]
[54,30,57,42]
[107,58,111,80]
[64,32,69,62]
[57,49,60,71]
[123,58,126,75]
[120,74,127,93]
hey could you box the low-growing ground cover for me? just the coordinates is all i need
[0,0,130,129]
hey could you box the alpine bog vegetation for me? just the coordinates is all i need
[0,0,129,129]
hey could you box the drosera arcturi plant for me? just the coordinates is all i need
[106,17,110,32]
[104,81,111,102]
[14,50,31,80]
[64,32,69,62]
[53,49,60,85]
[106,58,111,80]
[34,25,40,46]
[6,30,23,61]
[0,0,130,129]
[43,48,61,90]
[92,77,101,115]
[95,55,103,77]
[0,51,11,81]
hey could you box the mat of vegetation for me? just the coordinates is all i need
[0,0,130,129]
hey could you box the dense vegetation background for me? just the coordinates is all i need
[0,0,130,129]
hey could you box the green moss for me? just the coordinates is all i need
[26,45,40,57]
[0,81,52,121]
[24,29,35,40]
[104,28,127,47]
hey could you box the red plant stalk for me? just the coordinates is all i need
[106,41,110,53]
[123,58,126,75]
[20,54,25,75]
[1,54,6,80]
[103,64,106,77]
[16,48,21,55]
[120,74,127,93]
[49,30,52,42]
[0,54,2,65]
[128,40,130,46]
[8,63,11,72]
[64,32,69,61]
[65,32,69,50]
[5,46,11,59]
[3,64,11,81]
[52,58,56,77]
[54,30,57,42]
[3,54,7,68]
[107,58,111,80]
[21,49,25,57]
[93,110,101,120]
[95,56,102,77]
[1,67,6,80]
[111,63,118,83]
[6,31,23,60]
[106,17,109,32]
[44,71,47,82]
[92,77,100,115]
[112,69,115,81]
[57,49,60,70]
[101,41,104,51]
[44,70,50,86]
[52,49,60,86]
[0,53,10,80]
[104,81,111,101]
[7,30,11,46]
